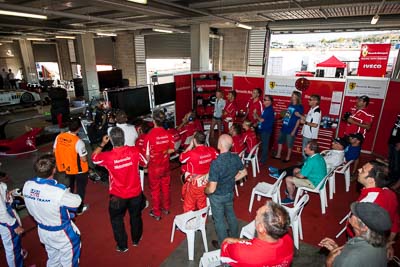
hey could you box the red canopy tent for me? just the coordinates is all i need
[316,56,346,68]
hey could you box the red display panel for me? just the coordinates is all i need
[372,81,400,156]
[174,74,192,125]
[270,78,345,154]
[357,44,391,77]
[232,75,265,114]
[337,77,389,152]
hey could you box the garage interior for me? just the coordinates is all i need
[0,0,400,266]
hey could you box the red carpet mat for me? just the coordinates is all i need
[1,153,399,266]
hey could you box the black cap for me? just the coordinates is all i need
[349,133,364,143]
[333,137,348,148]
[350,202,392,233]
[358,95,370,106]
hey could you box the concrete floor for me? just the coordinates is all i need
[0,108,327,267]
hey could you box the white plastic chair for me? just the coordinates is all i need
[239,220,255,239]
[248,171,287,212]
[294,170,333,215]
[238,149,247,187]
[282,194,309,249]
[327,165,341,200]
[139,168,144,190]
[206,197,212,215]
[334,160,354,193]
[170,206,209,261]
[205,130,210,147]
[199,249,221,267]
[243,142,261,178]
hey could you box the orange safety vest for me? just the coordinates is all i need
[54,132,88,174]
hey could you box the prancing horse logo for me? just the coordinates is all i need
[269,81,276,89]
[349,82,357,90]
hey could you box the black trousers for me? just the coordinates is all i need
[109,193,145,249]
[67,173,88,211]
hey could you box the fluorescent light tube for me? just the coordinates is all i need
[27,38,46,41]
[55,36,76,39]
[371,15,379,25]
[0,10,47,19]
[235,22,252,30]
[153,28,173,33]
[97,32,117,37]
[127,0,147,4]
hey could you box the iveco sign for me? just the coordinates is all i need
[363,64,382,69]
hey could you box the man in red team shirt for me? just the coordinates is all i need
[229,123,245,154]
[220,201,294,267]
[177,111,203,148]
[223,90,238,133]
[245,88,263,126]
[92,127,147,252]
[135,122,151,154]
[352,160,399,259]
[180,131,218,212]
[242,119,257,155]
[344,95,374,138]
[144,110,175,221]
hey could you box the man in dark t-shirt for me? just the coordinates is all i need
[205,134,247,248]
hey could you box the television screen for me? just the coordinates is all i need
[107,86,151,118]
[154,82,176,106]
[98,69,123,89]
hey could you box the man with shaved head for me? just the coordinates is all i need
[205,134,248,248]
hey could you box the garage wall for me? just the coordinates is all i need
[32,43,58,62]
[0,42,23,75]
[145,33,190,58]
[94,37,115,65]
[218,28,249,72]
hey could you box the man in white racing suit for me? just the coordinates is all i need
[23,154,82,267]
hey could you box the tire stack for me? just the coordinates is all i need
[49,87,70,125]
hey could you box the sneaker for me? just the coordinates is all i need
[21,249,28,259]
[162,209,170,215]
[77,204,89,215]
[281,198,294,205]
[89,172,101,182]
[268,166,279,174]
[116,246,128,253]
[269,172,280,179]
[132,242,139,247]
[149,210,161,221]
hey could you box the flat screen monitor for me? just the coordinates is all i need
[154,82,176,106]
[107,86,151,118]
[98,69,123,89]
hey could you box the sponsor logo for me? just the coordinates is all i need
[363,64,382,69]
[349,82,357,90]
[361,45,368,57]
[269,81,276,89]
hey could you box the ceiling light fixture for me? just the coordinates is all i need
[27,38,46,41]
[127,0,147,4]
[96,32,117,37]
[153,28,173,33]
[371,14,379,25]
[55,36,76,39]
[0,10,47,20]
[235,22,252,30]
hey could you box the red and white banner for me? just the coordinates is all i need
[357,43,391,77]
